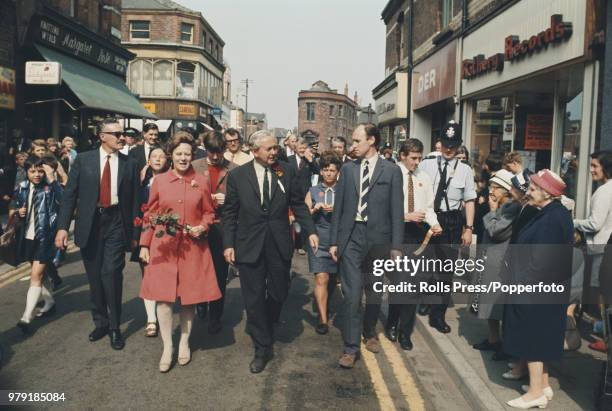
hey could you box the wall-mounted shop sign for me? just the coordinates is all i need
[463,15,573,80]
[33,17,130,76]
[25,62,62,85]
[142,103,156,114]
[413,40,457,110]
[178,104,197,117]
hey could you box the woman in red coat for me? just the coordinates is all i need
[139,131,221,373]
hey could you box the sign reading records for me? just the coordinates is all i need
[462,15,573,80]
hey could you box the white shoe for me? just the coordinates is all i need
[502,370,528,380]
[507,395,548,409]
[521,385,553,401]
[508,362,516,369]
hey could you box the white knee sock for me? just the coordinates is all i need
[40,286,55,312]
[21,286,42,323]
[144,299,157,323]
[157,303,173,364]
[179,306,194,358]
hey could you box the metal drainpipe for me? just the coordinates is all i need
[458,0,468,124]
[406,0,414,138]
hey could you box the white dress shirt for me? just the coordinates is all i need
[398,163,439,227]
[144,142,152,160]
[418,156,477,212]
[355,152,378,222]
[99,147,119,206]
[25,183,36,240]
[253,161,273,205]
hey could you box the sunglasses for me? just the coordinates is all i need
[103,131,125,138]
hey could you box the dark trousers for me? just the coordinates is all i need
[238,231,290,356]
[340,222,379,353]
[80,208,126,330]
[430,210,464,321]
[386,223,427,337]
[204,224,229,323]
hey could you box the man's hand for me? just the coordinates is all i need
[131,239,139,250]
[462,229,473,247]
[329,245,338,263]
[189,225,207,238]
[42,164,55,183]
[431,224,443,236]
[140,165,149,183]
[224,248,235,265]
[488,195,499,211]
[404,211,426,223]
[288,214,296,224]
[212,193,225,206]
[55,229,69,250]
[309,234,319,253]
[139,247,150,264]
[303,149,314,162]
[18,207,27,218]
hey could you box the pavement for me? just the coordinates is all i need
[0,251,472,410]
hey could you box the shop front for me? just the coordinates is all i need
[0,66,16,145]
[411,39,458,152]
[373,71,408,151]
[20,7,154,147]
[460,0,599,217]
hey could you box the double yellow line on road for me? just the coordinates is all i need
[361,330,426,411]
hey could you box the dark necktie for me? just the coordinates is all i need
[262,167,271,212]
[359,160,370,221]
[407,172,415,213]
[434,160,449,212]
[99,155,111,207]
[29,185,43,239]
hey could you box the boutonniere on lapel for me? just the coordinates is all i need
[272,163,284,178]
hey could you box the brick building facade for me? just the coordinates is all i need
[298,81,357,151]
[122,0,225,134]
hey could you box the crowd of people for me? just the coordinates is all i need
[2,118,611,409]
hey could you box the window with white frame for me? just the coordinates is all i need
[130,21,150,40]
[181,23,194,43]
[176,62,196,99]
[154,60,173,96]
[306,103,316,121]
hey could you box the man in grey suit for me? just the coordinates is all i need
[330,123,404,369]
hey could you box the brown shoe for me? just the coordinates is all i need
[364,337,381,353]
[338,352,359,369]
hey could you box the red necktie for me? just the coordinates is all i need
[99,155,111,207]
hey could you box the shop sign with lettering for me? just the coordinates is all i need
[462,15,573,80]
[33,17,129,76]
[412,40,457,110]
[143,103,156,114]
[0,67,16,110]
[178,104,197,116]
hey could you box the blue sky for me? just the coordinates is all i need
[181,0,387,128]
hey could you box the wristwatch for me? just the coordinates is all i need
[463,225,474,231]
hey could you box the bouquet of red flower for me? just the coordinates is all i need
[134,207,191,238]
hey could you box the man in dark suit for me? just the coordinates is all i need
[329,123,404,369]
[128,122,159,175]
[55,118,139,350]
[287,136,320,195]
[192,131,237,333]
[223,130,318,373]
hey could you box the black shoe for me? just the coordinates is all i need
[418,304,431,316]
[473,338,501,351]
[89,327,109,342]
[399,333,413,351]
[207,320,222,335]
[249,350,273,374]
[35,304,56,318]
[17,320,30,335]
[109,329,125,350]
[492,350,512,361]
[196,304,208,319]
[385,325,398,342]
[429,318,451,334]
[315,323,329,335]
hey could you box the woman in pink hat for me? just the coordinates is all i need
[501,169,574,409]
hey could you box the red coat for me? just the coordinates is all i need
[140,168,221,305]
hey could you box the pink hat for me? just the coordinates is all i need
[529,169,566,197]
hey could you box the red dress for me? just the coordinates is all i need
[140,168,221,304]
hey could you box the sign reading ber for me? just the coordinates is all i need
[26,61,62,85]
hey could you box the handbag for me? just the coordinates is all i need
[0,215,22,267]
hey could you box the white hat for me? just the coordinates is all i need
[489,169,514,191]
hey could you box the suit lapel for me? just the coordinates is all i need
[93,150,101,201]
[353,160,361,194]
[369,159,384,187]
[246,161,261,204]
[271,167,280,201]
[118,153,126,191]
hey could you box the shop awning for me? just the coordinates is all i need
[211,115,224,128]
[35,45,156,119]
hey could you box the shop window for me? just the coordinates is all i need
[441,0,453,29]
[181,23,194,43]
[470,97,514,168]
[176,62,196,99]
[559,69,585,201]
[154,60,173,97]
[329,105,335,117]
[129,60,143,95]
[130,21,150,40]
[307,103,316,121]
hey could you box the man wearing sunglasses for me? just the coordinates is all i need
[55,118,140,351]
[223,128,253,166]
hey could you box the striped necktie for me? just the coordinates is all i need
[359,160,370,221]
